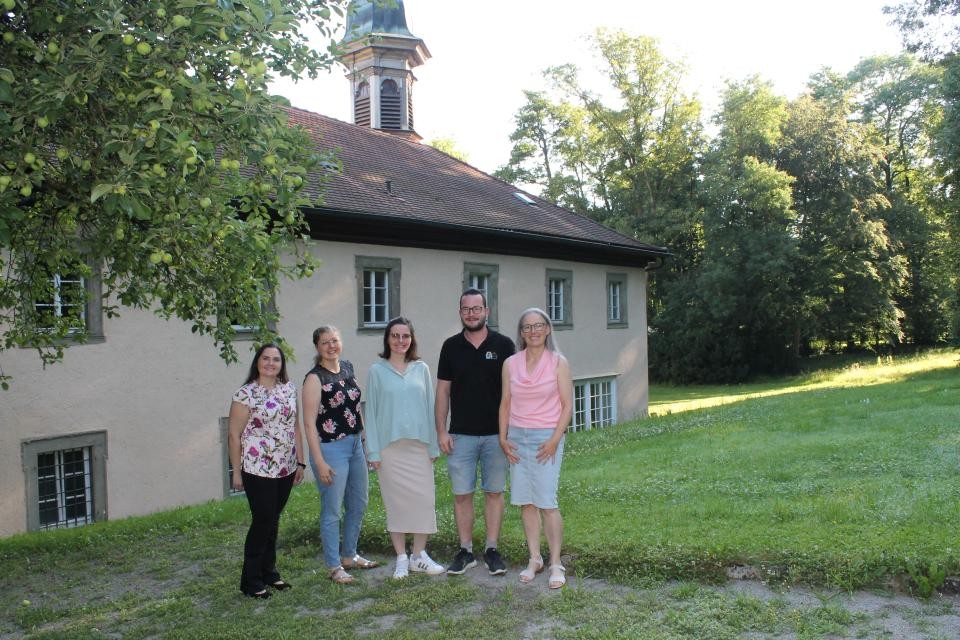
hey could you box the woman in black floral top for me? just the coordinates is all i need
[303,326,378,584]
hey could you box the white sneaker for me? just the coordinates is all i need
[409,550,445,575]
[393,554,409,579]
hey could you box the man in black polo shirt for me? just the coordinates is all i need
[436,288,516,575]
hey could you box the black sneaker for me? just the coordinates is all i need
[484,547,507,576]
[446,548,477,575]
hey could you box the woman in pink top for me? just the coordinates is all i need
[498,308,573,589]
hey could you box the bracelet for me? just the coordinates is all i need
[296,462,306,469]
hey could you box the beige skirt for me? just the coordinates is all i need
[377,439,437,534]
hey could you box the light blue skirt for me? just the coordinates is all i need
[507,426,564,509]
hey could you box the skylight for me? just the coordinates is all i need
[513,192,537,206]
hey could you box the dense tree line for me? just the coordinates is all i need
[495,8,959,383]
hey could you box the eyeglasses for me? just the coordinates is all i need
[520,322,548,333]
[389,333,413,341]
[460,305,485,314]
[319,338,340,347]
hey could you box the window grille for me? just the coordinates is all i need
[37,447,94,529]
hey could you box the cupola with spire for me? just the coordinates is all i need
[341,0,431,139]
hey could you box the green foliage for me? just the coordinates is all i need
[427,136,469,163]
[907,560,947,598]
[0,0,349,382]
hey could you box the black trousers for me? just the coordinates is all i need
[240,471,295,594]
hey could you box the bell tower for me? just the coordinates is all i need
[341,1,431,138]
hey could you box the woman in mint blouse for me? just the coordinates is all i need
[365,317,444,579]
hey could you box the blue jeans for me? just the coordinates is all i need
[311,434,369,569]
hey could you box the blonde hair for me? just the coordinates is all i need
[311,325,340,366]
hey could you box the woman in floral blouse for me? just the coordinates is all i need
[228,343,305,599]
[303,326,378,584]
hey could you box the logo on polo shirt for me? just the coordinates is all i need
[485,351,498,360]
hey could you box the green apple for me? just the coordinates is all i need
[136,42,152,56]
[19,183,32,197]
[171,15,190,28]
[114,227,124,240]
[149,251,163,265]
[199,196,212,208]
[36,115,49,128]
[2,0,16,11]
[3,32,14,43]
[162,252,173,264]
[47,41,59,55]
[155,7,166,18]
[23,151,36,164]
[0,175,11,191]
[56,147,69,160]
[122,34,135,46]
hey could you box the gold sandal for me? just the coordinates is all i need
[329,566,355,584]
[341,554,379,570]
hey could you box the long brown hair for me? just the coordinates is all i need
[378,316,419,362]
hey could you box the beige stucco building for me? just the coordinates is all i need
[0,1,668,538]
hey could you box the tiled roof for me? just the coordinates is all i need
[284,105,668,257]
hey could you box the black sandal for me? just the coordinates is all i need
[242,588,271,599]
[269,580,292,591]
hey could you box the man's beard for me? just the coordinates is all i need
[462,317,487,333]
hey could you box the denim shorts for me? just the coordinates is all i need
[507,426,564,509]
[446,433,508,495]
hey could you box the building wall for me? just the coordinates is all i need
[0,239,650,537]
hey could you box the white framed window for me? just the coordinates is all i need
[606,273,628,328]
[35,273,86,332]
[469,273,489,298]
[356,256,400,331]
[229,294,277,340]
[22,432,108,532]
[546,268,572,327]
[571,377,617,432]
[27,257,104,342]
[463,262,500,327]
[364,269,389,325]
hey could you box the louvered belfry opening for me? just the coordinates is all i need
[380,79,402,129]
[354,81,371,128]
[407,85,414,130]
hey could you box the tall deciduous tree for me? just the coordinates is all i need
[0,0,348,386]
[888,0,960,341]
[845,54,950,344]
[777,94,907,351]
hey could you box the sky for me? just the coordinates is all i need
[270,0,907,175]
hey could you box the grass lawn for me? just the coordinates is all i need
[1,349,958,638]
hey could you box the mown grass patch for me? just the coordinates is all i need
[1,349,958,638]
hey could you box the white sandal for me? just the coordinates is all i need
[518,556,544,583]
[548,564,566,589]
